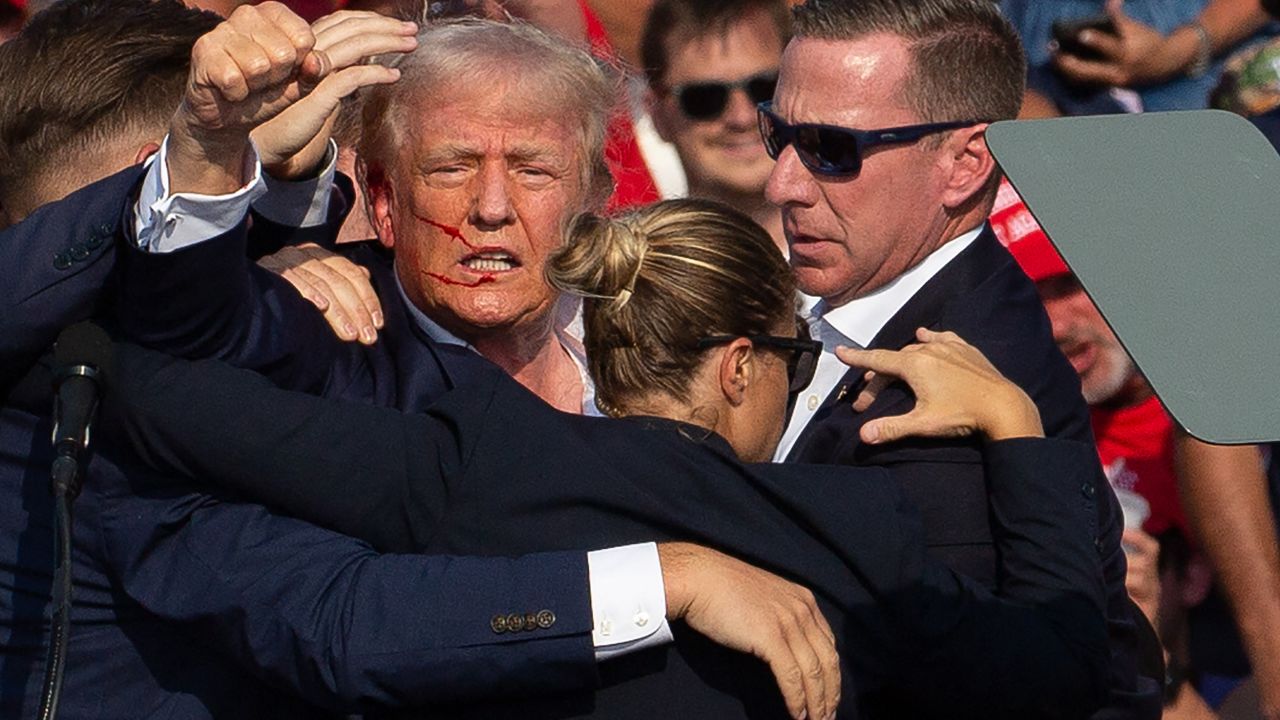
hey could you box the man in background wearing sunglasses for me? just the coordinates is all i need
[764,1,1162,718]
[640,0,790,250]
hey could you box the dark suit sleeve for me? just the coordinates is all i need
[103,342,470,553]
[92,475,596,710]
[245,172,351,257]
[870,437,1110,718]
[0,166,143,385]
[116,210,362,395]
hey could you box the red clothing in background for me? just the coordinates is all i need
[1092,396,1191,540]
[580,0,660,211]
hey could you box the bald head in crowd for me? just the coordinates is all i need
[0,0,218,226]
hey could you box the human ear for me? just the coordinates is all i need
[716,338,756,406]
[648,87,679,144]
[939,124,997,210]
[133,141,162,165]
[361,159,396,250]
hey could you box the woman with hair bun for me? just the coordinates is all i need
[105,199,1109,719]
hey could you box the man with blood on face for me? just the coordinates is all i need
[357,20,615,414]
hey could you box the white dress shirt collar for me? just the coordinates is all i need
[812,224,985,347]
[773,224,985,462]
[394,274,600,416]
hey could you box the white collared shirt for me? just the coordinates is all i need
[395,276,601,418]
[773,226,984,461]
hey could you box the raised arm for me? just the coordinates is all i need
[118,6,411,387]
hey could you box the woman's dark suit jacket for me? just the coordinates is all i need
[106,344,1110,719]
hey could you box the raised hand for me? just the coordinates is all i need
[658,542,840,720]
[837,327,1044,444]
[168,2,319,194]
[252,11,418,179]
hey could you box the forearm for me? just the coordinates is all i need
[1175,436,1280,716]
[1198,0,1272,53]
[104,344,439,552]
[94,487,596,708]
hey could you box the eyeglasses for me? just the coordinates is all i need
[697,318,822,395]
[671,71,779,121]
[757,101,988,177]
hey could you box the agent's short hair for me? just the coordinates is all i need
[547,198,795,417]
[359,17,619,209]
[640,0,791,89]
[0,0,220,208]
[791,0,1026,124]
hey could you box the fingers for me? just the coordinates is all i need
[227,3,316,90]
[260,245,383,344]
[796,590,840,719]
[852,370,888,412]
[1076,26,1124,60]
[187,3,317,113]
[764,587,839,720]
[762,640,810,720]
[313,13,419,69]
[1053,49,1124,86]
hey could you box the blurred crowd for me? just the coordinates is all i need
[2,0,1279,719]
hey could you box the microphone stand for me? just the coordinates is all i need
[38,363,98,720]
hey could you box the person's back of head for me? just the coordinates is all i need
[0,0,219,223]
[547,198,795,421]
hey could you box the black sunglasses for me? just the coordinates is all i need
[697,319,821,395]
[671,71,779,121]
[757,101,988,177]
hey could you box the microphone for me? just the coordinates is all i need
[50,323,111,498]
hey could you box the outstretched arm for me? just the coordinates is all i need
[104,340,462,553]
[102,343,841,720]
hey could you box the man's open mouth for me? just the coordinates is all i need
[460,250,520,273]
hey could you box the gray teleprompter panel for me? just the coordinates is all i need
[987,110,1280,444]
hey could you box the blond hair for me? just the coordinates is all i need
[547,199,795,417]
[359,17,619,209]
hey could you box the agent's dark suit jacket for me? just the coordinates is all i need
[1,172,597,718]
[106,343,1111,719]
[785,226,1160,718]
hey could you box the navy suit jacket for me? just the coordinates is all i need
[1,171,597,717]
[785,226,1160,718]
[105,342,1112,719]
[0,166,144,387]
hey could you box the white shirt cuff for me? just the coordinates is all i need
[253,139,338,228]
[133,135,266,254]
[587,542,672,661]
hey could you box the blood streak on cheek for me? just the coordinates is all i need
[414,214,478,251]
[426,273,497,288]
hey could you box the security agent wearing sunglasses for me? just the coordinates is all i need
[641,0,790,249]
[765,1,1161,719]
